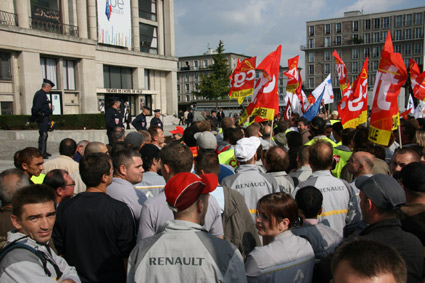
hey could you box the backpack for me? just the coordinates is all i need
[0,238,63,279]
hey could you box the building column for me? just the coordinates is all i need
[131,0,140,51]
[165,71,177,116]
[61,0,69,26]
[78,58,97,113]
[18,52,42,115]
[163,0,175,56]
[11,53,21,115]
[76,0,88,38]
[87,0,97,40]
[15,0,30,29]
[157,0,164,55]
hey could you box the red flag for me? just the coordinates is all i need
[229,57,257,104]
[409,59,425,101]
[239,45,282,124]
[368,31,407,145]
[283,98,292,121]
[400,108,413,120]
[283,56,303,102]
[333,50,351,95]
[338,57,369,129]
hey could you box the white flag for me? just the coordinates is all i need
[312,74,334,104]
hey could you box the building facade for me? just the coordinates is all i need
[0,0,177,117]
[302,6,425,110]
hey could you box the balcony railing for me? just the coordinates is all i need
[30,18,79,37]
[0,10,18,26]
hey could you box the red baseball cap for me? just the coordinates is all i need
[165,172,218,212]
[170,126,184,136]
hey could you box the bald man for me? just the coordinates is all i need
[263,146,295,194]
[347,151,375,180]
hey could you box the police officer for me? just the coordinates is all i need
[31,79,54,159]
[132,106,151,131]
[150,109,163,129]
[105,97,123,145]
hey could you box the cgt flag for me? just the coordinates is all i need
[333,50,351,96]
[409,59,425,101]
[338,57,369,129]
[368,31,407,146]
[229,57,257,104]
[283,97,292,121]
[283,55,303,103]
[239,45,282,124]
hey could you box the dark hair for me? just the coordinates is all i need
[295,186,323,218]
[80,153,112,188]
[112,126,125,144]
[14,147,42,169]
[332,122,343,137]
[183,124,200,147]
[246,123,260,137]
[148,126,162,140]
[59,138,77,156]
[229,127,244,145]
[341,128,356,146]
[257,192,300,229]
[286,131,303,148]
[0,168,29,205]
[220,117,234,130]
[265,146,289,172]
[12,184,56,218]
[160,143,193,174]
[298,146,310,165]
[331,239,407,283]
[112,149,141,175]
[401,121,417,143]
[393,147,421,162]
[110,142,128,158]
[43,169,67,190]
[140,144,161,171]
[194,152,220,177]
[309,140,333,170]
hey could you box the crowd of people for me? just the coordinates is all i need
[1,109,425,283]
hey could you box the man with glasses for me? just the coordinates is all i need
[43,169,76,205]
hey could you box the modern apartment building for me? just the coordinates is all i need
[0,0,177,117]
[302,6,425,109]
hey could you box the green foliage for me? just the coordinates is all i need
[193,40,231,100]
[0,114,106,130]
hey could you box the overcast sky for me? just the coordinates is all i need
[175,0,424,68]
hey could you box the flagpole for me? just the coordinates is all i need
[398,124,403,149]
[270,118,274,148]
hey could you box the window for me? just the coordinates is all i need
[185,84,189,93]
[335,36,341,46]
[405,29,412,40]
[404,58,410,69]
[1,102,12,115]
[178,96,181,102]
[40,57,57,89]
[372,47,379,58]
[194,73,198,81]
[414,42,422,54]
[353,21,358,32]
[186,95,190,102]
[364,48,370,58]
[325,37,331,47]
[325,64,330,74]
[383,17,390,28]
[373,60,379,71]
[0,52,11,80]
[352,62,358,73]
[373,18,380,29]
[325,24,330,34]
[309,65,314,75]
[394,44,402,53]
[139,0,156,21]
[203,60,208,68]
[185,73,189,82]
[395,15,402,27]
[193,60,198,70]
[324,50,330,61]
[395,30,402,40]
[382,31,388,41]
[373,32,380,42]
[415,27,423,39]
[144,69,150,89]
[309,38,314,48]
[279,78,283,86]
[405,44,411,55]
[352,48,359,59]
[308,52,315,62]
[309,78,314,89]
[405,14,412,26]
[415,57,422,65]
[177,85,180,94]
[194,83,198,91]
[62,60,76,90]
[369,74,376,85]
[103,65,133,89]
[365,33,370,43]
[139,23,158,54]
[416,13,423,25]
[309,26,314,36]
[365,19,370,30]
[336,23,341,33]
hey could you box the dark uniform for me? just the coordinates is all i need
[105,101,123,144]
[150,109,163,129]
[132,113,147,131]
[31,79,53,158]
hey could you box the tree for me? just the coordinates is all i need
[193,41,231,102]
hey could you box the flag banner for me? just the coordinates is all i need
[288,92,304,115]
[400,108,413,120]
[338,57,369,129]
[303,90,324,121]
[239,45,282,125]
[229,57,257,104]
[409,59,425,101]
[283,55,303,100]
[414,100,425,118]
[283,98,292,120]
[368,31,407,146]
[311,74,334,104]
[407,93,415,115]
[301,90,311,112]
[333,50,351,95]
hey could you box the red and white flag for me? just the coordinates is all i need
[283,98,292,121]
[333,50,351,96]
[409,58,425,101]
[283,55,303,103]
[229,57,257,104]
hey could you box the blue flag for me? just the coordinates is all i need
[303,90,324,121]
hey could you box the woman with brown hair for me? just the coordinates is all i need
[245,192,315,282]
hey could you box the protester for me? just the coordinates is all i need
[73,140,89,163]
[289,146,312,183]
[43,138,79,176]
[14,147,44,183]
[43,169,76,205]
[148,126,165,149]
[263,146,295,194]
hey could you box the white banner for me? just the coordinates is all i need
[97,0,132,48]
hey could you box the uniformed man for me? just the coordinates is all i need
[31,79,54,159]
[150,109,163,129]
[132,106,151,131]
[105,97,123,145]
